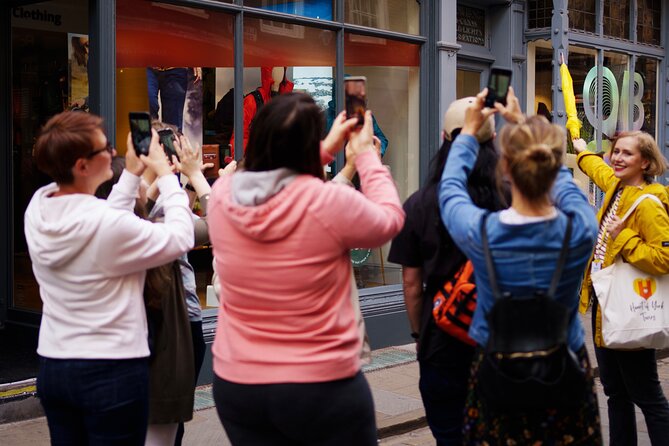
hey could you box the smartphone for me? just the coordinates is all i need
[484,68,512,108]
[128,111,152,156]
[344,76,367,126]
[158,129,179,161]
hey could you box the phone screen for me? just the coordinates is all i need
[485,69,512,107]
[158,129,179,161]
[129,112,152,156]
[344,77,367,126]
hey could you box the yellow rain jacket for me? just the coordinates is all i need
[577,151,669,347]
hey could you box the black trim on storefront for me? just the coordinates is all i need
[1,3,12,329]
[89,0,116,143]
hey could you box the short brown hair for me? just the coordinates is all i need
[498,115,565,202]
[611,131,667,182]
[34,111,104,184]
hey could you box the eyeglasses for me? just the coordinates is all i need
[87,142,114,158]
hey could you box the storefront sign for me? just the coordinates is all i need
[457,6,485,46]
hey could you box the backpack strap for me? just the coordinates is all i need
[618,193,663,224]
[481,212,573,299]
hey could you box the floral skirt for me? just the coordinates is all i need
[462,346,602,445]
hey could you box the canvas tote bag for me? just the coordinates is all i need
[591,193,669,349]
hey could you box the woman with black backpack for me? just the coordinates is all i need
[438,88,602,444]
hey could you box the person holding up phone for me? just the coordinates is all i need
[25,111,194,445]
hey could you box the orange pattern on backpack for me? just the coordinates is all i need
[432,261,477,346]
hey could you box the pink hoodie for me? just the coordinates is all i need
[208,151,404,384]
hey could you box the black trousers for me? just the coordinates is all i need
[213,371,377,446]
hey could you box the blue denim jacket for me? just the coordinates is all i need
[438,134,598,352]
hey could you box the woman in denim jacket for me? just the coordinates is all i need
[438,88,601,444]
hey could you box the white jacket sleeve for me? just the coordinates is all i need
[106,170,141,211]
[96,174,194,275]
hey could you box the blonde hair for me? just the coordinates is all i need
[611,131,667,182]
[498,115,565,202]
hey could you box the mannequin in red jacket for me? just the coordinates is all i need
[230,67,294,157]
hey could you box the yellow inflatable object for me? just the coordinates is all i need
[560,63,581,139]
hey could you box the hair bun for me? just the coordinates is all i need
[526,143,553,163]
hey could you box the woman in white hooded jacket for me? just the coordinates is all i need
[24,111,193,445]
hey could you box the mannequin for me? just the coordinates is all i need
[229,67,294,157]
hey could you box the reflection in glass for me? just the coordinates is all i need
[568,0,596,33]
[637,0,661,45]
[345,0,419,35]
[603,1,630,39]
[117,0,235,308]
[568,47,597,146]
[244,0,334,21]
[345,34,419,288]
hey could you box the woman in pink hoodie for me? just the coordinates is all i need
[208,93,405,445]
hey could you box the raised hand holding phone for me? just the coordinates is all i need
[345,76,367,126]
[129,112,152,156]
[484,68,512,108]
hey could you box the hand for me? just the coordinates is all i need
[494,86,524,124]
[572,138,588,154]
[172,134,203,179]
[139,129,173,178]
[348,110,376,157]
[219,160,237,177]
[192,67,202,84]
[607,215,624,240]
[125,132,146,176]
[372,135,382,159]
[461,89,497,137]
[321,111,359,156]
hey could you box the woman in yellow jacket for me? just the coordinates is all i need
[575,131,669,445]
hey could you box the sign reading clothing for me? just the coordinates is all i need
[457,6,485,46]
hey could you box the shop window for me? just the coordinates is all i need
[635,57,658,137]
[532,45,553,121]
[568,0,596,33]
[245,0,334,21]
[637,0,662,46]
[11,0,90,312]
[457,5,486,47]
[603,0,630,39]
[567,47,597,146]
[117,0,235,309]
[345,0,419,35]
[527,0,552,29]
[345,33,419,289]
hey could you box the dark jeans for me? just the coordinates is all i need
[37,356,149,446]
[174,320,207,446]
[146,67,188,131]
[419,353,473,446]
[213,371,377,446]
[595,346,669,445]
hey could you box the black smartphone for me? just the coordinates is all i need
[344,76,367,126]
[158,129,179,162]
[484,68,512,108]
[128,111,152,156]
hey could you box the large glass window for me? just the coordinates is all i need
[345,33,419,288]
[245,0,334,20]
[456,69,481,99]
[635,57,658,137]
[117,0,235,309]
[532,45,553,121]
[345,0,419,35]
[568,0,596,33]
[637,0,662,46]
[11,0,90,312]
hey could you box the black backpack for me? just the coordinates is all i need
[213,88,264,144]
